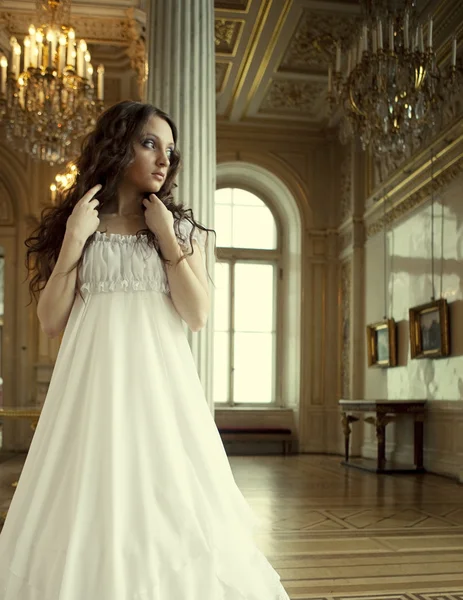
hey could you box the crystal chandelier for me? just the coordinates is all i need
[0,0,105,165]
[328,0,461,156]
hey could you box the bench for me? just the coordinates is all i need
[218,427,294,455]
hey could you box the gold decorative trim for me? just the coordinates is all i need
[340,260,351,400]
[226,0,273,117]
[0,12,133,45]
[367,154,463,238]
[216,60,233,94]
[366,319,398,368]
[409,299,450,360]
[215,0,251,13]
[339,144,353,223]
[243,0,293,115]
[215,18,245,57]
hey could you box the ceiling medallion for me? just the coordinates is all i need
[328,0,461,157]
[0,0,105,165]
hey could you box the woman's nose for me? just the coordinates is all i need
[156,150,169,166]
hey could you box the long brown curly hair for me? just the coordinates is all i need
[25,100,215,302]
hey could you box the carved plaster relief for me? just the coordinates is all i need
[281,10,361,73]
[215,19,243,55]
[339,145,353,223]
[340,260,351,399]
[260,80,327,118]
[0,12,132,44]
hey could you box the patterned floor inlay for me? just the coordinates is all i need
[2,453,463,597]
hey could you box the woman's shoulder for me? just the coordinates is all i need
[175,217,208,251]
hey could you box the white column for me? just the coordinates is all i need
[146,0,216,414]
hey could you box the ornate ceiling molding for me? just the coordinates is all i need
[0,11,133,45]
[215,0,250,12]
[215,18,243,56]
[280,9,361,73]
[216,61,232,94]
[260,79,327,118]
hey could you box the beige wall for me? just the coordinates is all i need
[215,123,344,454]
[363,172,463,481]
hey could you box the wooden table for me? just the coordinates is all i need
[339,399,426,474]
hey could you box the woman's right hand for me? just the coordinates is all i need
[66,184,102,243]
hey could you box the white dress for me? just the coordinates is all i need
[0,221,290,600]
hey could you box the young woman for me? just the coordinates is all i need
[0,100,290,599]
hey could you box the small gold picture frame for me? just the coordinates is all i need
[366,319,397,368]
[409,298,450,359]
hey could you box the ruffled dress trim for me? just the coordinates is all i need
[79,222,206,296]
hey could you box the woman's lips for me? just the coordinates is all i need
[152,173,164,182]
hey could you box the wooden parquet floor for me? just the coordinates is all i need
[230,454,463,599]
[1,452,463,598]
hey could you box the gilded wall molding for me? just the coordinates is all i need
[216,61,232,94]
[372,98,463,187]
[367,154,463,238]
[340,260,351,399]
[123,8,147,99]
[339,144,353,223]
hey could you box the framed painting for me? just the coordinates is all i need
[409,298,450,359]
[366,319,397,368]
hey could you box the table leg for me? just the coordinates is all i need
[341,412,351,462]
[414,416,424,470]
[376,414,387,472]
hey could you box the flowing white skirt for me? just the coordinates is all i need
[0,290,290,599]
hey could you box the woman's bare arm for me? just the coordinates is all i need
[159,234,210,332]
[37,232,86,338]
[37,184,101,338]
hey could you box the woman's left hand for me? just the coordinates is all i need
[142,194,175,240]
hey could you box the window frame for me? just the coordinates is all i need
[214,187,284,407]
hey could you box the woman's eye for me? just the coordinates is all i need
[144,139,155,148]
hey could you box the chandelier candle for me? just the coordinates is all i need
[97,64,105,101]
[66,28,75,68]
[29,26,36,68]
[58,34,66,75]
[77,40,87,77]
[0,56,6,96]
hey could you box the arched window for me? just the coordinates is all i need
[213,187,281,406]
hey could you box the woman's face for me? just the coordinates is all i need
[123,114,175,195]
